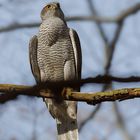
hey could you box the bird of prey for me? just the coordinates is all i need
[29,2,82,140]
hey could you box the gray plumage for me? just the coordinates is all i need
[38,17,76,82]
[29,2,82,140]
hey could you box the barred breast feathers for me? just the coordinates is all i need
[38,17,68,46]
[37,17,76,81]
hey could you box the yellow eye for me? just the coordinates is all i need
[45,4,56,10]
[46,5,51,9]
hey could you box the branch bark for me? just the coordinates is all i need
[0,84,140,104]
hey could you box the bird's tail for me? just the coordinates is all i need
[45,98,78,140]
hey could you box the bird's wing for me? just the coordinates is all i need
[69,29,82,80]
[29,35,41,83]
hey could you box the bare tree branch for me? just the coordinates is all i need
[73,75,140,85]
[0,3,140,33]
[1,75,140,103]
[0,84,140,104]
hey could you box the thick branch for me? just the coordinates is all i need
[1,75,140,103]
[0,84,140,104]
[0,3,140,32]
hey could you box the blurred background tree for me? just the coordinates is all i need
[0,0,140,140]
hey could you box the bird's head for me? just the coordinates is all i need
[40,2,65,21]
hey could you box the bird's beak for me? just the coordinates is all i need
[54,3,60,9]
[55,3,60,8]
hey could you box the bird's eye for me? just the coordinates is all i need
[47,5,51,9]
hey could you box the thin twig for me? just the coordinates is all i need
[80,75,140,84]
[113,103,133,140]
[86,0,108,43]
[66,3,140,23]
[105,22,123,72]
[79,104,101,131]
[0,23,40,32]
